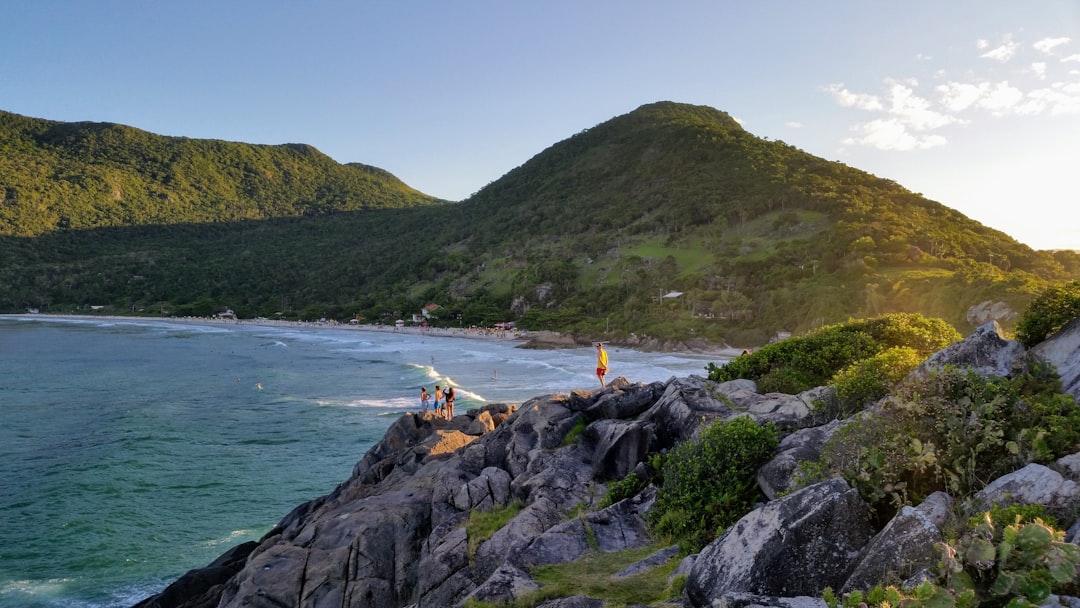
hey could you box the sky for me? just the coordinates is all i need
[2,1,1078,250]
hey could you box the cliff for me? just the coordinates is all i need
[134,320,1080,608]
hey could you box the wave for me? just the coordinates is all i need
[315,396,419,410]
[200,528,260,549]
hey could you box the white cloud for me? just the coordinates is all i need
[976,81,1024,115]
[844,119,947,151]
[980,35,1020,62]
[936,82,985,112]
[1034,37,1071,55]
[1063,54,1080,63]
[825,84,883,110]
[976,39,990,50]
[1030,62,1048,80]
[785,121,804,128]
[886,80,958,130]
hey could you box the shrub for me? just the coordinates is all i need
[829,514,1080,608]
[599,472,647,509]
[1015,280,1080,347]
[831,346,923,415]
[649,416,778,551]
[822,361,1080,520]
[706,313,960,395]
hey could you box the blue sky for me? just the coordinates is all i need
[2,1,1078,250]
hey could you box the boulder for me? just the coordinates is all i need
[968,463,1080,522]
[1056,452,1080,482]
[535,596,605,608]
[585,419,656,480]
[842,492,953,592]
[1033,316,1080,400]
[452,466,513,511]
[641,376,739,448]
[586,380,666,420]
[912,321,1025,380]
[686,478,874,606]
[757,419,845,500]
[466,562,540,605]
[707,593,828,608]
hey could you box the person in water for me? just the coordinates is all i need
[595,342,608,388]
[420,386,431,413]
[444,386,455,420]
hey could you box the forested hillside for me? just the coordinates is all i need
[0,110,444,236]
[2,102,1077,345]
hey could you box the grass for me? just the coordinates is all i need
[464,543,683,608]
[466,501,524,563]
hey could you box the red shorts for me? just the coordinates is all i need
[596,367,607,376]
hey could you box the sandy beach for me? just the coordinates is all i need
[3,313,745,357]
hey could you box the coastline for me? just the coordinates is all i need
[1,313,745,357]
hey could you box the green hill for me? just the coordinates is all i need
[1,102,1077,345]
[0,110,445,236]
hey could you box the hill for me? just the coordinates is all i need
[0,109,445,236]
[2,102,1078,343]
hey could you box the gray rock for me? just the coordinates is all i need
[614,545,680,578]
[536,595,605,608]
[466,562,541,605]
[708,592,828,608]
[642,376,739,449]
[586,419,656,480]
[1057,452,1080,482]
[587,380,666,420]
[969,463,1080,522]
[842,492,954,592]
[686,478,875,606]
[912,320,1025,379]
[1033,316,1080,400]
[757,419,845,500]
[452,466,513,511]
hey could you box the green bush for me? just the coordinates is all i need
[649,416,778,550]
[822,361,1080,520]
[831,346,923,415]
[599,472,647,509]
[1015,280,1080,346]
[707,313,961,395]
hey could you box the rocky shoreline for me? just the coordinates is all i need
[134,320,1080,608]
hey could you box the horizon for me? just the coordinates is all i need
[2,1,1078,250]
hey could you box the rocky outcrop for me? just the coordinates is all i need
[913,320,1025,380]
[841,492,953,592]
[1034,317,1080,400]
[135,319,1080,608]
[685,478,875,603]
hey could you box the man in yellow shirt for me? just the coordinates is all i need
[595,342,608,388]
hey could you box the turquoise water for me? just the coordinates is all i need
[0,316,721,607]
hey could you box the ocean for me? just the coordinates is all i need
[0,316,723,608]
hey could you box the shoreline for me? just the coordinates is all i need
[2,313,744,358]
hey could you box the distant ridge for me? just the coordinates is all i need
[1,102,1077,344]
[0,109,445,237]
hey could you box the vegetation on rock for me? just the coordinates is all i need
[816,358,1080,520]
[706,313,960,402]
[648,416,778,551]
[1015,280,1080,347]
[828,511,1079,608]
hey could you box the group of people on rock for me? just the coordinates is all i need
[419,384,455,420]
[417,343,612,421]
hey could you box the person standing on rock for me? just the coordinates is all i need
[420,386,431,414]
[434,385,444,418]
[595,342,609,388]
[444,386,455,420]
